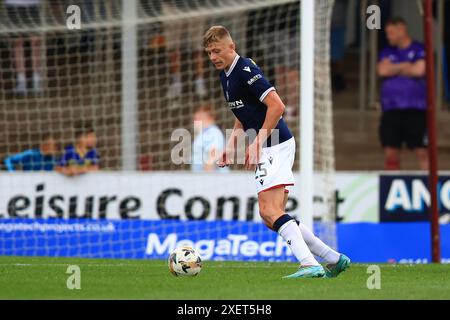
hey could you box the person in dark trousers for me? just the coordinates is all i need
[377,18,428,170]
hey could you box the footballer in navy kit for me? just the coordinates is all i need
[203,26,350,279]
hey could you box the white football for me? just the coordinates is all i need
[168,246,203,277]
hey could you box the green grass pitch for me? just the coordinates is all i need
[0,256,449,299]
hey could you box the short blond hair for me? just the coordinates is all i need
[202,25,232,48]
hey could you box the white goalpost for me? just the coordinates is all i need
[121,0,138,171]
[300,0,315,232]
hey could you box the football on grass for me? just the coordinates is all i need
[168,246,203,277]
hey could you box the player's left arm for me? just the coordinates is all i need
[4,150,32,172]
[85,149,100,172]
[255,90,285,146]
[240,60,286,169]
[246,90,285,170]
[398,59,425,77]
[399,46,426,78]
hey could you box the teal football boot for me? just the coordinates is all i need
[283,265,326,279]
[324,254,351,278]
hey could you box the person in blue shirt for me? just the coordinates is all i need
[203,26,349,279]
[4,133,58,171]
[56,122,100,176]
[192,104,228,173]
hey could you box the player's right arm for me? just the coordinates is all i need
[397,59,425,77]
[217,118,244,167]
[4,154,20,172]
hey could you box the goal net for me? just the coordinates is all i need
[0,0,336,261]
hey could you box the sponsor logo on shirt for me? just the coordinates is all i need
[228,100,244,109]
[247,74,262,85]
[243,66,251,73]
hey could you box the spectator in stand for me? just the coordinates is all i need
[161,0,207,99]
[4,133,58,171]
[265,2,299,123]
[5,0,43,94]
[377,17,428,170]
[330,0,349,92]
[192,104,228,172]
[246,3,299,123]
[56,122,100,176]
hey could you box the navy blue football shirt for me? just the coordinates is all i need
[220,54,292,147]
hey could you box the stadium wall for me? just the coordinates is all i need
[0,172,449,263]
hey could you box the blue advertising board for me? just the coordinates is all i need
[338,222,450,263]
[0,219,449,263]
[0,219,295,261]
[379,175,450,222]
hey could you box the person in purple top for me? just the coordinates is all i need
[377,17,428,170]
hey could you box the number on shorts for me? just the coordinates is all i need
[255,162,267,179]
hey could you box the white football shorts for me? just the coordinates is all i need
[255,137,296,194]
